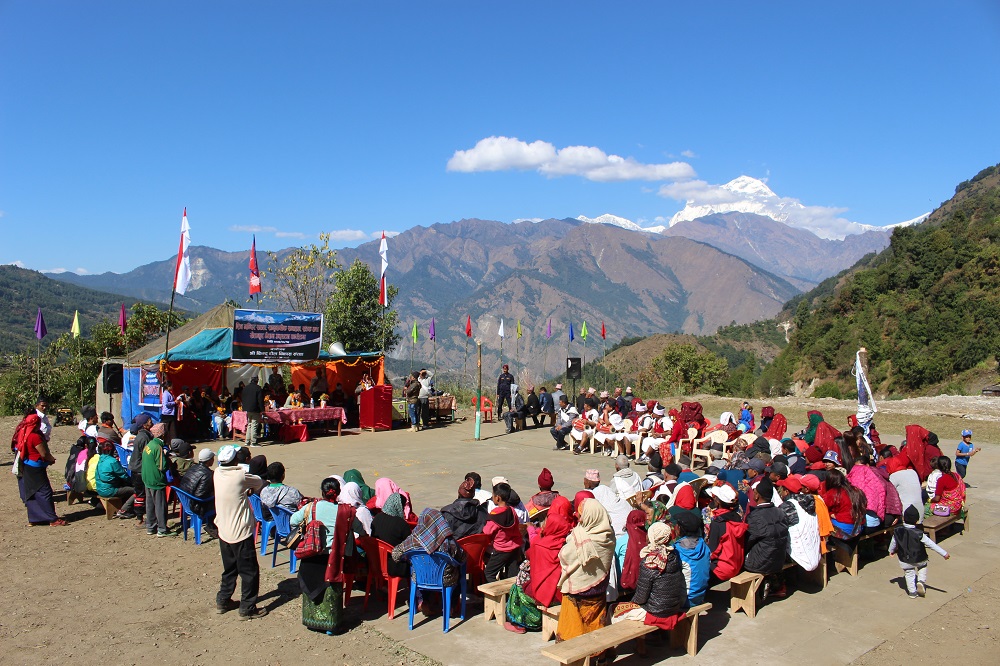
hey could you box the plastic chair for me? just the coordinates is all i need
[691,430,727,469]
[481,397,494,422]
[457,533,491,590]
[248,493,276,556]
[270,505,299,573]
[404,549,467,633]
[171,486,215,545]
[115,445,131,475]
[356,537,408,619]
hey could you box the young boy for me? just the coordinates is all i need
[955,429,981,481]
[889,506,950,598]
[482,482,524,584]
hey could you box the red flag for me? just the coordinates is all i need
[378,232,388,306]
[601,321,606,340]
[465,315,472,337]
[249,235,261,295]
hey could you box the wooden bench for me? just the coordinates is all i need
[478,577,517,627]
[540,602,712,665]
[829,525,895,577]
[729,562,799,619]
[99,496,123,520]
[923,506,970,543]
[538,604,560,641]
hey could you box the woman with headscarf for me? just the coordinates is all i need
[573,490,595,521]
[392,507,467,617]
[611,522,686,629]
[370,493,413,579]
[618,509,648,593]
[291,477,361,634]
[12,412,65,526]
[641,498,668,529]
[767,413,788,441]
[803,410,824,445]
[340,481,373,537]
[343,469,374,503]
[373,477,413,520]
[440,478,486,539]
[556,499,615,658]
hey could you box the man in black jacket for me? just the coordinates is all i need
[744,478,790,600]
[495,364,514,414]
[524,386,542,428]
[242,377,265,447]
[440,478,486,540]
[177,448,218,539]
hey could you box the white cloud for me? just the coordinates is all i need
[681,150,697,158]
[327,229,369,242]
[513,217,543,224]
[7,260,26,268]
[275,231,308,239]
[658,180,742,205]
[370,230,401,239]
[448,136,695,183]
[654,216,668,225]
[229,225,277,233]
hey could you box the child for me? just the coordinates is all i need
[483,482,524,584]
[955,430,981,481]
[889,506,950,598]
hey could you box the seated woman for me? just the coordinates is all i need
[822,468,867,539]
[612,522,686,628]
[372,477,413,521]
[672,511,710,606]
[928,456,966,517]
[95,439,136,517]
[343,469,375,503]
[617,509,649,595]
[339,481,373,537]
[391,507,467,617]
[291,478,366,634]
[556,499,615,664]
[848,454,889,532]
[283,391,303,409]
[440,478,486,540]
[260,462,304,513]
[370,492,413,580]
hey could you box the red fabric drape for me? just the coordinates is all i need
[903,425,932,481]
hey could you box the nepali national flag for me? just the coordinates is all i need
[249,235,261,295]
[378,231,388,306]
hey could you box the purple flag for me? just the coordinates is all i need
[429,317,436,341]
[34,307,47,340]
[568,322,574,342]
[118,303,128,335]
[546,318,552,339]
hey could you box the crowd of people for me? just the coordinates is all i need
[9,391,973,654]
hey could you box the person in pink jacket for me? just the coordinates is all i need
[847,457,887,533]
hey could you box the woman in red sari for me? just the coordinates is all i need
[928,456,966,516]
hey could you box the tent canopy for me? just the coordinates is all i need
[129,303,235,365]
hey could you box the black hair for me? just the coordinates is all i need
[826,468,868,532]
[321,477,341,500]
[492,482,512,504]
[266,462,285,483]
[464,472,482,490]
[664,463,683,477]
[235,447,251,464]
[936,456,952,474]
[100,411,114,424]
[835,435,856,472]
[558,395,569,404]
[781,440,796,453]
[540,386,547,392]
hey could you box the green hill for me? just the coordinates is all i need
[773,162,1000,395]
[0,265,138,355]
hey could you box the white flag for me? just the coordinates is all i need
[498,318,505,339]
[174,208,192,295]
[378,231,388,306]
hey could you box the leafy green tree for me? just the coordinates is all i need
[636,343,728,396]
[263,232,341,313]
[324,258,401,353]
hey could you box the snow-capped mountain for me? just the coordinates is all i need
[576,214,663,234]
[667,175,923,241]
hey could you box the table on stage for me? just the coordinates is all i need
[231,406,348,441]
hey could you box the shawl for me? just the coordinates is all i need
[903,425,932,481]
[400,507,455,555]
[558,499,615,595]
[340,482,373,535]
[767,414,788,441]
[324,503,357,584]
[548,495,574,524]
[620,510,648,590]
[375,477,412,518]
[640,522,673,572]
[344,469,374,502]
[11,413,41,457]
[644,500,668,528]
[382,492,406,519]
[573,490,595,516]
[812,421,840,456]
[718,412,735,426]
[803,411,824,444]
[525,498,574,607]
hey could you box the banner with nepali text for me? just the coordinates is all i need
[232,309,324,362]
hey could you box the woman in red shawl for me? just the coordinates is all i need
[523,496,575,609]
[12,412,65,526]
[765,413,787,441]
[618,509,648,592]
[902,425,933,481]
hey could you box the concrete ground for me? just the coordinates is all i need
[256,412,997,666]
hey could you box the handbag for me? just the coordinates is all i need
[293,502,328,558]
[932,504,951,517]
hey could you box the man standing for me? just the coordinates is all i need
[267,366,284,394]
[214,444,267,619]
[550,383,565,409]
[550,395,578,451]
[496,364,514,415]
[309,367,328,405]
[242,376,265,447]
[418,368,434,428]
[160,381,177,443]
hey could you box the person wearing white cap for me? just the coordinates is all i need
[624,402,649,456]
[213,444,267,619]
[637,404,674,462]
[706,483,744,580]
[583,469,631,538]
[611,456,643,501]
[593,402,626,456]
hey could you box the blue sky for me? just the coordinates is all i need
[2,1,998,274]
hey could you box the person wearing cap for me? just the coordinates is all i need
[169,439,196,476]
[214,443,267,619]
[624,401,649,460]
[889,506,950,599]
[141,422,176,537]
[611,456,643,501]
[775,476,822,572]
[706,484,743,579]
[496,364,515,416]
[955,429,980,480]
[550,395,579,451]
[177,448,219,538]
[673,510,711,606]
[502,383,528,434]
[744,478,790,599]
[525,468,559,541]
[583,469,631,537]
[441,477,487,540]
[550,383,566,409]
[592,402,623,456]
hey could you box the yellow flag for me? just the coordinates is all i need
[71,310,81,338]
[516,319,522,339]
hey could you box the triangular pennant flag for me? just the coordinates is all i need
[546,318,552,339]
[411,320,418,343]
[119,303,128,335]
[465,315,472,338]
[71,310,81,338]
[568,322,574,342]
[429,318,436,341]
[34,307,47,340]
[601,321,606,340]
[498,318,505,339]
[516,319,522,339]
[581,321,588,340]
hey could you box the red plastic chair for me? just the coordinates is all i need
[481,398,494,423]
[457,533,491,590]
[357,536,408,619]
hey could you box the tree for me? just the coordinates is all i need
[324,259,401,352]
[635,343,728,397]
[263,232,341,313]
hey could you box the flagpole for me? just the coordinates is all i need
[464,336,470,388]
[36,337,41,396]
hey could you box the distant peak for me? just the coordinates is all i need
[577,213,664,234]
[724,176,775,198]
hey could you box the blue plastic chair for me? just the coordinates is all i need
[115,445,131,475]
[171,487,215,545]
[270,505,299,573]
[248,493,276,556]
[404,549,467,633]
